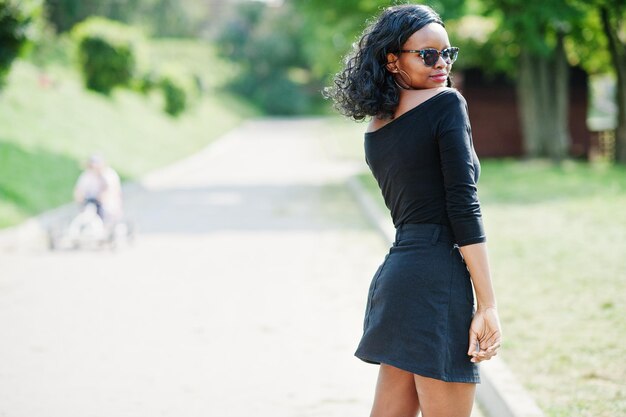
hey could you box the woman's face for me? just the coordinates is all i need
[387,23,452,89]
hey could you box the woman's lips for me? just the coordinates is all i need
[430,74,447,82]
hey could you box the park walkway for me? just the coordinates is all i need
[0,119,483,416]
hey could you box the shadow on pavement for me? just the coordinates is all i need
[123,181,373,235]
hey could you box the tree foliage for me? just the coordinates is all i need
[563,1,611,74]
[72,17,139,94]
[0,0,38,88]
[160,72,187,117]
[44,0,202,37]
[215,2,315,115]
[45,0,132,33]
[595,0,626,162]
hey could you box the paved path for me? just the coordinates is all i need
[0,119,483,416]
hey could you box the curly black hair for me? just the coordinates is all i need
[324,4,447,121]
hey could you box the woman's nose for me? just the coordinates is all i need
[434,54,447,68]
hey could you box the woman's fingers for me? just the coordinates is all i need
[468,309,503,363]
[467,334,479,356]
[469,335,501,363]
[471,347,498,363]
[486,341,501,352]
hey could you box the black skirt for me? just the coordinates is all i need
[355,223,480,383]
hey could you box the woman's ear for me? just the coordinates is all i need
[386,53,399,73]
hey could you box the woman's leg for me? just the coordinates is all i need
[413,374,476,417]
[370,364,420,417]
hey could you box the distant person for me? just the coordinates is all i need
[73,154,123,224]
[325,5,501,417]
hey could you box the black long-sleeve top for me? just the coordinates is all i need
[364,89,486,247]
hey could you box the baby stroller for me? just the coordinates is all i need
[48,198,134,251]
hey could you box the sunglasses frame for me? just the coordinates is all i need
[399,47,459,67]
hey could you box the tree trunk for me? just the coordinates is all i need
[550,31,571,161]
[516,37,570,160]
[536,48,552,156]
[517,49,542,157]
[600,6,626,163]
[616,67,626,163]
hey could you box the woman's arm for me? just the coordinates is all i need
[436,91,502,362]
[459,242,496,309]
[459,242,502,363]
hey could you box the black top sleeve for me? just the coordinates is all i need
[436,92,486,246]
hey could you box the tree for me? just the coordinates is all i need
[45,0,114,33]
[0,0,38,89]
[215,2,316,114]
[480,0,586,160]
[598,2,626,163]
[44,0,200,37]
[143,0,196,37]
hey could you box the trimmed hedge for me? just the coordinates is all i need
[72,17,139,94]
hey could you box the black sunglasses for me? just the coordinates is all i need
[399,47,459,67]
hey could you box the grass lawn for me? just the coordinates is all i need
[319,117,626,417]
[0,40,258,228]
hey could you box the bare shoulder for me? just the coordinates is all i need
[366,87,459,133]
[407,86,455,102]
[397,87,454,114]
[367,116,387,133]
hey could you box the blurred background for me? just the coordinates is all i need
[0,1,625,416]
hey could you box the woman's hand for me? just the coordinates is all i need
[468,306,502,363]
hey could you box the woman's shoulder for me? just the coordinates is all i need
[430,87,465,104]
[401,87,465,112]
[404,85,452,102]
[427,88,468,120]
[366,88,465,133]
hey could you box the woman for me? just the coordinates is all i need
[325,5,502,417]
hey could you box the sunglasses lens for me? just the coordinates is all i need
[422,49,439,67]
[446,48,459,63]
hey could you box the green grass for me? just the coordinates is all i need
[479,160,626,417]
[319,120,626,417]
[0,40,259,228]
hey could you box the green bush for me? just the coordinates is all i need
[134,70,158,95]
[260,77,311,115]
[72,17,139,94]
[160,72,187,116]
[0,0,32,88]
